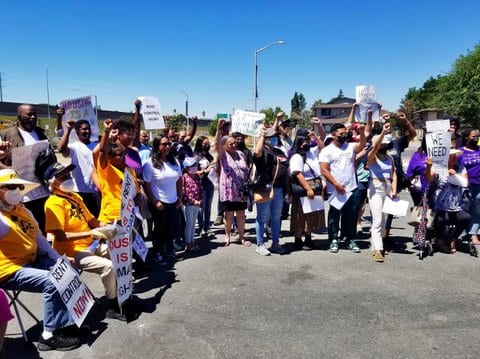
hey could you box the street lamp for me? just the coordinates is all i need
[182,91,189,132]
[253,40,286,112]
[72,88,98,118]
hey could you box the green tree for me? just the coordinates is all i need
[260,106,284,125]
[290,92,306,117]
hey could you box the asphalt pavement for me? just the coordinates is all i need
[4,142,480,359]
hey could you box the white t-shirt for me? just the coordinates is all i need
[18,128,40,145]
[319,142,357,192]
[143,158,182,204]
[69,141,97,193]
[289,147,321,180]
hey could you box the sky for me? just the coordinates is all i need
[1,0,479,118]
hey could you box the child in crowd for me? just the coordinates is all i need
[182,157,202,253]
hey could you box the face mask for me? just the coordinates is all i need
[188,167,197,174]
[468,138,479,149]
[378,147,388,154]
[268,137,279,147]
[345,132,353,142]
[4,188,23,206]
[202,144,210,152]
[59,179,75,192]
[236,141,245,151]
[337,135,348,145]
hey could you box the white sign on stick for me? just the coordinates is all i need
[355,85,380,123]
[48,257,95,327]
[138,96,165,130]
[108,229,132,305]
[231,110,265,137]
[120,169,137,234]
[58,96,99,140]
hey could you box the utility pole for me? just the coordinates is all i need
[46,69,51,118]
[0,72,4,102]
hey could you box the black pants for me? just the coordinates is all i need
[435,210,471,241]
[150,202,179,254]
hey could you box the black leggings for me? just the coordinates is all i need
[435,210,471,241]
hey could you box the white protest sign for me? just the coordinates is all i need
[12,140,50,202]
[355,85,380,123]
[425,130,452,175]
[58,96,99,140]
[108,228,132,305]
[138,96,165,130]
[48,257,95,327]
[120,169,137,234]
[132,231,148,262]
[426,119,450,133]
[231,110,265,137]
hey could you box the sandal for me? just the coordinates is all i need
[223,238,230,247]
[241,239,252,247]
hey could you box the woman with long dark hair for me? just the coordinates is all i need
[142,135,183,263]
[193,135,215,236]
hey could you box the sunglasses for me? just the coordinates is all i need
[1,184,25,191]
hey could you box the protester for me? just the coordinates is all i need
[56,110,100,217]
[289,129,325,250]
[456,128,480,250]
[182,157,202,253]
[193,136,215,236]
[253,126,289,256]
[406,136,430,206]
[320,122,366,253]
[215,120,250,247]
[43,162,125,321]
[367,124,397,262]
[142,135,183,262]
[0,104,60,233]
[0,169,82,351]
[138,130,152,164]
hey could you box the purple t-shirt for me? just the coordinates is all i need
[406,151,429,191]
[457,148,480,185]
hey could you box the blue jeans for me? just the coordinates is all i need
[198,182,214,232]
[328,188,362,242]
[184,205,200,244]
[3,255,74,331]
[255,187,283,246]
[468,183,480,234]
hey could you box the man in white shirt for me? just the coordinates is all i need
[319,123,366,253]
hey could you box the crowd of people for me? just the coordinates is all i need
[0,101,478,353]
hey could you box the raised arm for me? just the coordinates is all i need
[215,119,227,159]
[97,119,114,169]
[183,116,198,145]
[397,112,416,142]
[255,127,267,158]
[367,122,391,165]
[311,118,326,140]
[57,119,76,156]
[347,103,359,124]
[132,99,142,149]
[271,111,285,132]
[354,123,366,154]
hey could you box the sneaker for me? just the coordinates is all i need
[269,244,286,255]
[37,334,81,351]
[349,240,361,253]
[106,308,127,321]
[329,240,339,253]
[256,245,271,256]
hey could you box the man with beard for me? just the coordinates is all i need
[57,109,100,216]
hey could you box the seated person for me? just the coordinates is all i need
[0,169,81,351]
[43,162,125,321]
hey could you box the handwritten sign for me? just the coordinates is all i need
[120,169,137,234]
[231,110,265,137]
[48,257,95,327]
[11,140,50,202]
[355,85,380,123]
[138,96,165,130]
[426,119,450,133]
[108,229,132,305]
[58,96,99,140]
[425,130,451,177]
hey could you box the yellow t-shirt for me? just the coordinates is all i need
[0,205,39,282]
[97,160,139,224]
[44,190,94,257]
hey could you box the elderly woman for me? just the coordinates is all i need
[215,119,250,246]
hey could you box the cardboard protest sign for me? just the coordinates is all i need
[138,96,165,130]
[425,123,451,177]
[231,110,265,137]
[12,140,50,201]
[120,169,137,234]
[355,85,380,123]
[48,257,95,327]
[426,119,450,133]
[58,96,99,140]
[108,228,133,305]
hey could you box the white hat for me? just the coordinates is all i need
[0,169,40,195]
[372,134,393,145]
